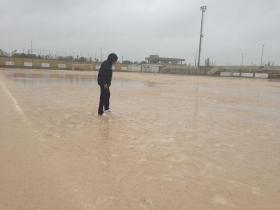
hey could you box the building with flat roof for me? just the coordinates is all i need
[145,55,185,65]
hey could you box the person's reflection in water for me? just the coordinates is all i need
[97,117,112,172]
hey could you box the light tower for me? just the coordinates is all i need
[197,6,207,67]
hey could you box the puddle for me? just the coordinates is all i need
[5,72,153,88]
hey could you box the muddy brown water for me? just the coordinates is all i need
[1,69,280,210]
[6,72,153,88]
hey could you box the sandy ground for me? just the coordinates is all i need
[0,69,280,210]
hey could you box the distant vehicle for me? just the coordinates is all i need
[269,74,280,79]
[74,67,83,71]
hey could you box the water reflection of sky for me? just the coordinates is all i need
[6,73,152,88]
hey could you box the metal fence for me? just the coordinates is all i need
[2,48,108,63]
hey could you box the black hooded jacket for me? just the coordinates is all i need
[97,60,113,86]
[97,53,118,86]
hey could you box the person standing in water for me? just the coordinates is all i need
[97,53,118,116]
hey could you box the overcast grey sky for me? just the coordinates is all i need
[1,0,279,65]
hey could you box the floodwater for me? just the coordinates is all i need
[6,72,152,88]
[0,69,280,210]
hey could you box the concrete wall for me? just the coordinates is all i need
[0,57,128,71]
[2,57,279,77]
[141,64,161,73]
[128,64,141,72]
[161,64,280,77]
[126,64,162,72]
[162,65,206,75]
[212,66,280,75]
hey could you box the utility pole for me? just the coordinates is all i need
[197,6,207,67]
[31,41,33,64]
[261,45,265,66]
[100,48,102,62]
[241,54,243,66]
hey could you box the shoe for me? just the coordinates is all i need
[98,113,107,116]
[105,109,113,113]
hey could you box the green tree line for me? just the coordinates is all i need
[0,49,147,64]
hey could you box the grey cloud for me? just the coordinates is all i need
[1,0,279,65]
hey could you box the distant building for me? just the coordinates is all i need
[145,55,185,65]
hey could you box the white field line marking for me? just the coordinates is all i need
[0,78,25,117]
[1,78,96,208]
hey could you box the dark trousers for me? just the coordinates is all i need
[98,85,110,114]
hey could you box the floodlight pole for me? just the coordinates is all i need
[197,6,207,67]
[195,49,198,66]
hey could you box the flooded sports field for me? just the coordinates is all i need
[1,69,280,210]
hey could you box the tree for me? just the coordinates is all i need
[12,53,20,58]
[140,61,147,64]
[0,49,8,57]
[122,60,133,64]
[79,57,87,62]
[66,55,74,61]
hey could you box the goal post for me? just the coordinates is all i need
[72,64,93,71]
